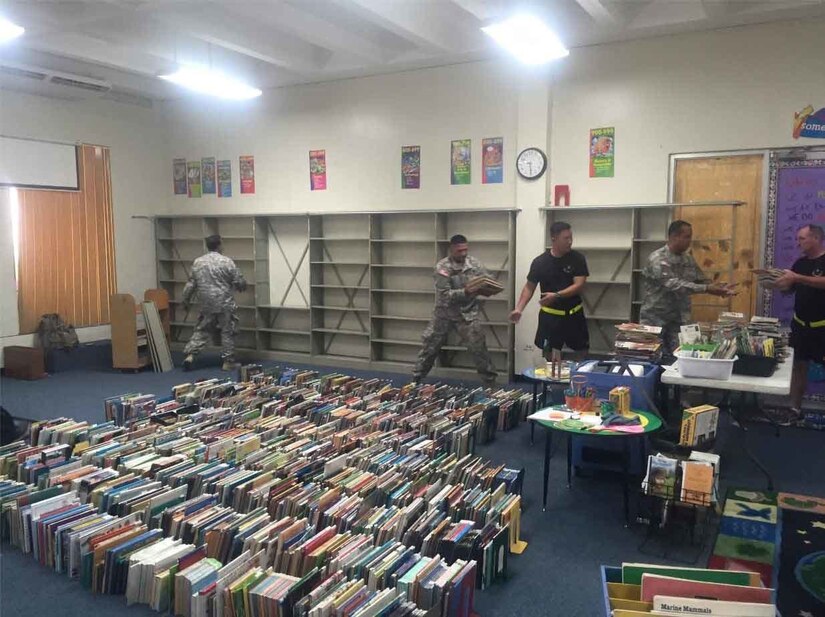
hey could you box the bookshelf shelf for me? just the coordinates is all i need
[372,288,434,295]
[156,208,517,378]
[259,328,310,336]
[311,305,370,312]
[312,328,369,336]
[310,237,369,241]
[371,315,430,322]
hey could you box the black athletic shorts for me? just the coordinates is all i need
[534,310,589,352]
[790,320,825,364]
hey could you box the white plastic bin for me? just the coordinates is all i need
[676,355,738,380]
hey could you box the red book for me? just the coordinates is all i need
[641,574,773,603]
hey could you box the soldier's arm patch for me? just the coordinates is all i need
[437,268,449,277]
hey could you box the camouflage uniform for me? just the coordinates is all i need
[639,245,708,356]
[413,255,497,386]
[182,251,247,360]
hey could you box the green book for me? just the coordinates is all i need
[621,563,753,586]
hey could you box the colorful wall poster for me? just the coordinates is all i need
[217,159,232,197]
[481,137,503,184]
[239,155,255,194]
[309,150,327,191]
[186,160,202,198]
[589,127,615,178]
[451,139,471,185]
[201,157,216,194]
[794,105,825,139]
[173,158,187,195]
[401,146,421,189]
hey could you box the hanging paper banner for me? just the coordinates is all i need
[201,157,216,194]
[186,161,202,198]
[309,150,327,190]
[451,139,471,185]
[239,155,255,194]
[217,159,232,197]
[173,158,187,195]
[401,145,421,189]
[589,127,615,178]
[481,137,503,184]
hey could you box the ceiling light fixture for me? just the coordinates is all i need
[0,17,24,43]
[481,15,569,65]
[159,65,262,100]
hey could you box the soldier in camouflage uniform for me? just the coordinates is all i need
[182,235,248,371]
[413,234,498,387]
[640,220,736,357]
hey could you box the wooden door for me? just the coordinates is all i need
[673,155,764,322]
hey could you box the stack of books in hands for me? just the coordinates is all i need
[465,276,503,296]
[614,323,662,362]
[751,267,784,283]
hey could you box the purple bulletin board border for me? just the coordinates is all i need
[763,157,825,402]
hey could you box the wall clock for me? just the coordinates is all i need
[516,147,547,180]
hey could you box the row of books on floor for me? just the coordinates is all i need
[602,562,775,616]
[1,476,499,617]
[1,439,522,582]
[4,416,524,534]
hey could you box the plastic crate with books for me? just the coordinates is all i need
[600,562,774,617]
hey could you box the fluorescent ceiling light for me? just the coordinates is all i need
[159,65,262,100]
[0,17,24,43]
[482,15,568,65]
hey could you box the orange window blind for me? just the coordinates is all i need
[16,144,116,334]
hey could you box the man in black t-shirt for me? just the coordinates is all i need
[510,221,590,358]
[771,224,825,421]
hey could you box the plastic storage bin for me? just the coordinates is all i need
[676,355,737,380]
[570,361,659,475]
[572,361,659,411]
[732,355,778,377]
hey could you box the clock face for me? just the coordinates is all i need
[516,147,547,180]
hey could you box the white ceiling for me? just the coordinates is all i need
[1,0,824,105]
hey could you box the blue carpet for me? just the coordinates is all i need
[2,356,824,616]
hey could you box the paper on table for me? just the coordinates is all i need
[527,408,604,427]
[527,408,572,422]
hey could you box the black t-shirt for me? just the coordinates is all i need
[527,249,589,311]
[792,253,825,321]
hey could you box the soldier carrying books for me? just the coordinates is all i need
[639,220,736,358]
[413,234,498,387]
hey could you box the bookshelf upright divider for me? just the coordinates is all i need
[155,209,518,379]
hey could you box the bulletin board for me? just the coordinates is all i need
[763,157,825,400]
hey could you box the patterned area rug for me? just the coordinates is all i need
[709,488,825,617]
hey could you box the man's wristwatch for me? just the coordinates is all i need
[554,292,561,299]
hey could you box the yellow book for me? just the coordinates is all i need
[607,582,641,600]
[610,598,654,612]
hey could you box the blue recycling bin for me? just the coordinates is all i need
[570,361,660,475]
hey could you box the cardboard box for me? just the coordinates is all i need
[3,346,46,380]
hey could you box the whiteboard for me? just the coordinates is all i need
[0,136,79,190]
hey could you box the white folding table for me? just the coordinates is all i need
[659,350,793,490]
